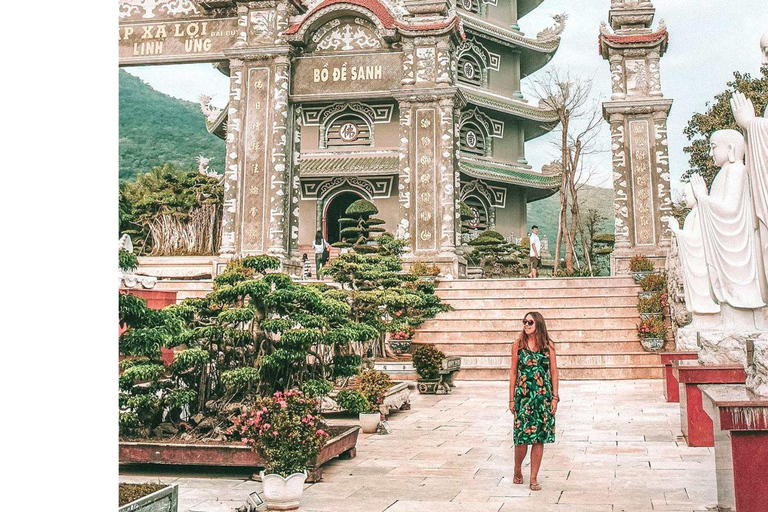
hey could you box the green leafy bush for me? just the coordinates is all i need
[629,255,654,272]
[638,291,668,314]
[336,389,376,414]
[301,379,333,399]
[119,249,139,272]
[357,369,392,409]
[412,344,445,380]
[639,273,667,292]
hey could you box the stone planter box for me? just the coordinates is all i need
[639,312,664,320]
[417,379,440,394]
[120,484,178,512]
[380,381,411,416]
[119,425,359,482]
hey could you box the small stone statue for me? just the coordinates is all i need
[668,183,720,317]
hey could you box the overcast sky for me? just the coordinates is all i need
[125,0,767,192]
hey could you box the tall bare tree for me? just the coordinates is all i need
[529,69,604,275]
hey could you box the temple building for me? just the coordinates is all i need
[119,0,565,276]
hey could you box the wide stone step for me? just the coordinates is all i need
[455,365,663,380]
[152,280,214,302]
[455,353,660,368]
[436,287,641,299]
[418,317,640,331]
[440,306,640,320]
[438,296,640,308]
[437,277,637,290]
[431,341,649,355]
[137,255,219,279]
[414,328,638,343]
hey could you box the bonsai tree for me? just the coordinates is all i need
[323,237,451,358]
[412,344,445,381]
[118,256,379,436]
[335,199,385,254]
[468,230,520,276]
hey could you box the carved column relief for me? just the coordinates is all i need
[438,97,457,251]
[398,101,414,250]
[221,58,245,255]
[401,41,415,86]
[609,54,625,100]
[236,4,248,47]
[609,114,630,250]
[653,113,672,246]
[415,108,438,252]
[289,105,302,255]
[648,50,662,97]
[240,65,271,253]
[628,119,656,246]
[436,40,452,86]
[267,56,291,257]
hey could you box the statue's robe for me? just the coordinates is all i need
[745,109,768,300]
[675,207,721,313]
[697,162,765,308]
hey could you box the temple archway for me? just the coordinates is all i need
[324,190,366,244]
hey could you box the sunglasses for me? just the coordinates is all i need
[523,319,534,326]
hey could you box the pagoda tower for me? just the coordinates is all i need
[599,0,674,274]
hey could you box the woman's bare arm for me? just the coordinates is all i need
[549,340,559,413]
[509,340,520,410]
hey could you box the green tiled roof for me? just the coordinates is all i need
[300,155,399,176]
[460,14,560,53]
[459,160,561,189]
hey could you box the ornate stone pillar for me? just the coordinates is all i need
[600,1,673,274]
[220,57,245,256]
[397,98,414,252]
[267,55,290,259]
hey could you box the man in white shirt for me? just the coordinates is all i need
[528,225,541,278]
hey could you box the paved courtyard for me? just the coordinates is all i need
[120,380,718,511]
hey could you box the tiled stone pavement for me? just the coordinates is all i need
[120,380,718,511]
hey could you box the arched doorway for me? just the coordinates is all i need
[324,191,365,244]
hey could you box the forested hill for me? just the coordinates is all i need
[119,70,225,181]
[527,185,615,248]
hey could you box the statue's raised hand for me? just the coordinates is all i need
[667,216,680,234]
[690,174,708,202]
[731,91,756,130]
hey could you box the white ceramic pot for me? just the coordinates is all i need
[260,471,307,511]
[359,412,381,433]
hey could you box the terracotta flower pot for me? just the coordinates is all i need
[359,412,380,433]
[260,471,307,511]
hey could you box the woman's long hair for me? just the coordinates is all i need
[315,230,323,245]
[517,311,553,354]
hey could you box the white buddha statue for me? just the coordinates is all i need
[669,183,721,319]
[731,29,768,301]
[689,129,765,311]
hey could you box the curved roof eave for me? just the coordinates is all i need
[461,16,560,55]
[459,159,561,190]
[459,85,559,139]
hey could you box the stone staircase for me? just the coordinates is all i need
[413,276,667,380]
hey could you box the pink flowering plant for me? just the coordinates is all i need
[229,390,330,477]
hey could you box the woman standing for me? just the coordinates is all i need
[312,231,330,279]
[508,311,559,491]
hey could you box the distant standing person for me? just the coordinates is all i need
[312,231,330,278]
[509,311,559,491]
[528,225,541,278]
[301,253,312,280]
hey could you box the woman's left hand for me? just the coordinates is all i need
[550,399,558,415]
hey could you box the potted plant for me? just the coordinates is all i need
[412,260,441,281]
[637,291,667,320]
[388,327,414,355]
[638,273,666,298]
[335,389,380,433]
[629,255,655,283]
[637,316,667,352]
[412,344,445,394]
[231,390,330,511]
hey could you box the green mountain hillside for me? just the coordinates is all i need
[119,70,225,181]
[527,185,614,249]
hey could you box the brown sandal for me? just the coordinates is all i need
[530,482,541,491]
[513,474,524,485]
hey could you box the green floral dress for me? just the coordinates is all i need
[513,347,555,445]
